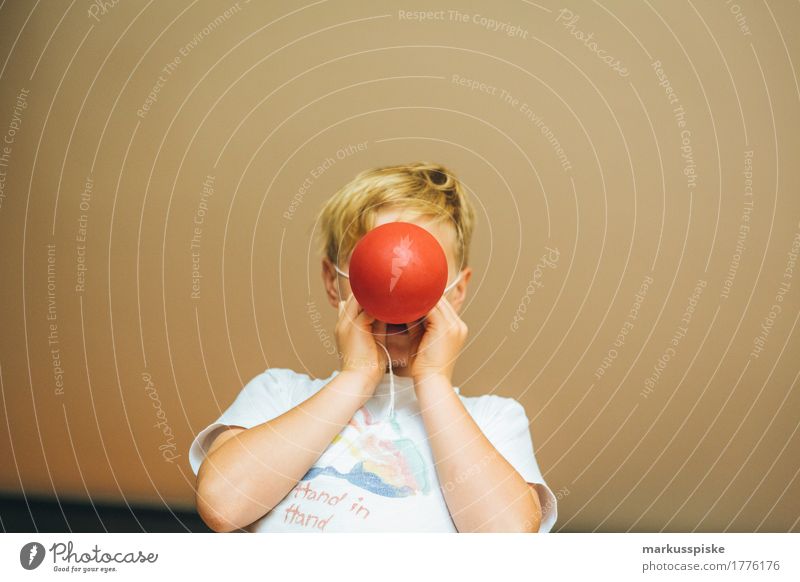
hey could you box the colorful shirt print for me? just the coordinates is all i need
[302,407,430,498]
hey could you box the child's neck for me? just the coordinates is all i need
[391,366,412,378]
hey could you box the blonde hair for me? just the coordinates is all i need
[317,161,476,269]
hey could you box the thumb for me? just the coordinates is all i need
[355,308,376,330]
[407,318,425,355]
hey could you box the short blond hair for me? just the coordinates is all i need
[317,161,476,269]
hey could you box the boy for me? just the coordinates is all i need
[189,162,557,532]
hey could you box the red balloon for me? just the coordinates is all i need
[348,222,448,324]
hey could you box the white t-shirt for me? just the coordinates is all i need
[189,368,557,532]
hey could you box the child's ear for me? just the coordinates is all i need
[321,257,340,308]
[447,266,473,313]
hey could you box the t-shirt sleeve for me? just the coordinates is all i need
[470,395,558,533]
[188,368,298,477]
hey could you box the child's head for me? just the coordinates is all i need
[317,161,476,371]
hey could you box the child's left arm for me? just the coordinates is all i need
[411,297,543,533]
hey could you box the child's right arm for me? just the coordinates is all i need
[194,295,385,532]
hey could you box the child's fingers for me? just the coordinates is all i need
[407,318,425,352]
[341,293,361,322]
[425,298,447,328]
[355,308,376,329]
[438,295,459,321]
[407,317,425,339]
[438,297,465,333]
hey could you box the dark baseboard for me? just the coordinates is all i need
[0,494,212,533]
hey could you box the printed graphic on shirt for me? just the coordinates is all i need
[301,407,430,498]
[281,481,384,531]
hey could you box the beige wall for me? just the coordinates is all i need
[0,0,798,531]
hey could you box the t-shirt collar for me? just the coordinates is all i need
[329,370,460,398]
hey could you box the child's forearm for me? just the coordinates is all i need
[414,374,542,533]
[196,371,375,532]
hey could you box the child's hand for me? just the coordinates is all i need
[335,294,387,387]
[408,296,468,383]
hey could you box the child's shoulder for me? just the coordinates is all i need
[458,390,528,420]
[243,367,336,396]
